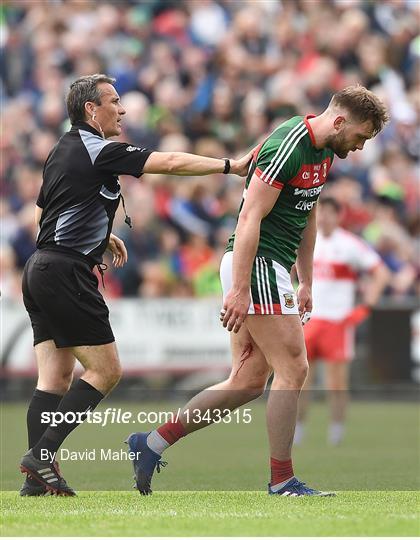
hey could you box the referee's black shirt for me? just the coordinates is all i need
[36,122,152,264]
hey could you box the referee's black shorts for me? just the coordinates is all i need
[22,249,115,348]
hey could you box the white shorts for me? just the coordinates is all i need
[220,251,299,315]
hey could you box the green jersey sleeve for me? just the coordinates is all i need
[254,123,306,189]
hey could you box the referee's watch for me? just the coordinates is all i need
[222,158,231,174]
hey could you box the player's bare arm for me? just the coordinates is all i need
[295,205,317,318]
[222,173,280,333]
[142,148,254,177]
[364,263,390,307]
[343,262,391,327]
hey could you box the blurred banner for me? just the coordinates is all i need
[1,298,231,375]
[369,302,420,384]
[2,298,419,383]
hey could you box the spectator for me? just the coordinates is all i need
[1,0,418,301]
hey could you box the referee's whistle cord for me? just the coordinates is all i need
[120,194,132,228]
[96,263,108,289]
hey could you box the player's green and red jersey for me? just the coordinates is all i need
[226,115,334,272]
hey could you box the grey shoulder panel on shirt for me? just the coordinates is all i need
[79,129,113,165]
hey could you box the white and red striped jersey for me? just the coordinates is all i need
[311,228,381,321]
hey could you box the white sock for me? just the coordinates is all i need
[270,476,295,492]
[293,422,305,446]
[328,422,344,445]
[146,430,170,455]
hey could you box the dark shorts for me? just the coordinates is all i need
[22,249,115,348]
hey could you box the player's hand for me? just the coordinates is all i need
[297,283,312,321]
[220,289,250,333]
[300,311,312,326]
[230,148,255,177]
[342,305,370,327]
[107,233,128,268]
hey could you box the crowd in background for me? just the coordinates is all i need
[1,0,419,301]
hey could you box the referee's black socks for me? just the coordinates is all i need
[27,389,63,449]
[32,379,104,460]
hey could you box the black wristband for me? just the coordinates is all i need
[222,158,231,174]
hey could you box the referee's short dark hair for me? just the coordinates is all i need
[66,74,116,124]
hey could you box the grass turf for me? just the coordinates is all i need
[2,400,418,491]
[1,490,419,536]
[1,400,419,536]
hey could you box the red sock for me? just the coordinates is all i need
[157,418,186,445]
[270,457,294,485]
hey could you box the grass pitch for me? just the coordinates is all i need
[1,490,419,536]
[1,399,419,536]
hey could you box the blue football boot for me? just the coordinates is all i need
[268,477,335,497]
[125,432,167,495]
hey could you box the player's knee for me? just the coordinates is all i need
[276,358,308,389]
[283,344,308,384]
[248,383,266,400]
[229,373,267,399]
[294,360,309,387]
[243,378,266,400]
[285,341,306,361]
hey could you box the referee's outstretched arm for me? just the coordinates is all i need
[142,149,254,178]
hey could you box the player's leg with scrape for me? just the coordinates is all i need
[126,325,271,495]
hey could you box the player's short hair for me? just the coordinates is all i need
[330,85,389,136]
[66,74,116,124]
[319,197,341,213]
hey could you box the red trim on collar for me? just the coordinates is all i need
[304,114,317,147]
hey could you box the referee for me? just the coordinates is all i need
[19,74,253,496]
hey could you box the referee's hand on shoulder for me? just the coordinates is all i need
[231,148,256,177]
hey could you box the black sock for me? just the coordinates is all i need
[26,389,63,485]
[27,389,63,449]
[32,379,104,460]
